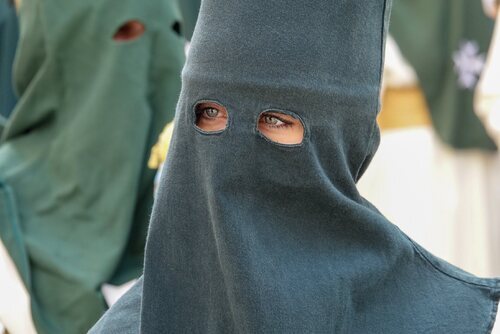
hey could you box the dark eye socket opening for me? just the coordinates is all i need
[172,21,182,36]
[113,20,146,42]
[194,101,229,133]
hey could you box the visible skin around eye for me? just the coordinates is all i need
[195,102,228,132]
[258,111,304,145]
[113,20,146,41]
[194,102,303,144]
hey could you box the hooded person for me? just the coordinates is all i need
[0,0,188,333]
[91,0,500,333]
[388,0,497,151]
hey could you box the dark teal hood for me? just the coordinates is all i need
[92,0,500,333]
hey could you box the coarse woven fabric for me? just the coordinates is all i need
[390,0,497,151]
[91,0,500,333]
[0,0,18,120]
[0,0,187,333]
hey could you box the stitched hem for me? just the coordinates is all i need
[404,231,500,290]
[487,296,500,333]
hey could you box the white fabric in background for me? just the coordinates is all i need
[382,36,419,89]
[359,128,500,331]
[358,127,496,277]
[101,280,137,307]
[0,239,37,334]
[495,313,500,334]
[482,0,499,18]
[358,35,500,278]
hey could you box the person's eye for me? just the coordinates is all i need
[259,113,293,129]
[262,115,287,127]
[194,102,228,133]
[202,107,220,119]
[257,111,304,145]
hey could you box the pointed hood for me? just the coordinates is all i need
[94,0,500,332]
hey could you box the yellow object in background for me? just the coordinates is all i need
[149,121,175,169]
[377,86,432,130]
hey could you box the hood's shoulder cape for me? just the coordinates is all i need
[89,278,143,334]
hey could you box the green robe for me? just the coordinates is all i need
[0,0,191,333]
[390,0,497,150]
[0,0,18,119]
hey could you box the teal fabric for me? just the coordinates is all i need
[0,0,186,333]
[0,0,18,119]
[91,278,143,334]
[91,0,500,333]
[178,0,201,41]
[390,0,497,151]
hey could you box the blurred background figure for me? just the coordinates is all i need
[0,0,18,119]
[483,0,499,18]
[0,1,199,334]
[358,0,500,277]
[477,0,500,147]
[148,2,200,188]
[0,3,31,334]
[476,0,500,276]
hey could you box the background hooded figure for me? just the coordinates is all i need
[0,0,199,333]
[358,0,500,280]
[92,0,500,333]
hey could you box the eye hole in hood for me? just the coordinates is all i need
[194,101,229,133]
[257,110,304,146]
[113,20,145,42]
[171,21,182,36]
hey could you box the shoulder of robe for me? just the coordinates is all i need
[88,277,143,334]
